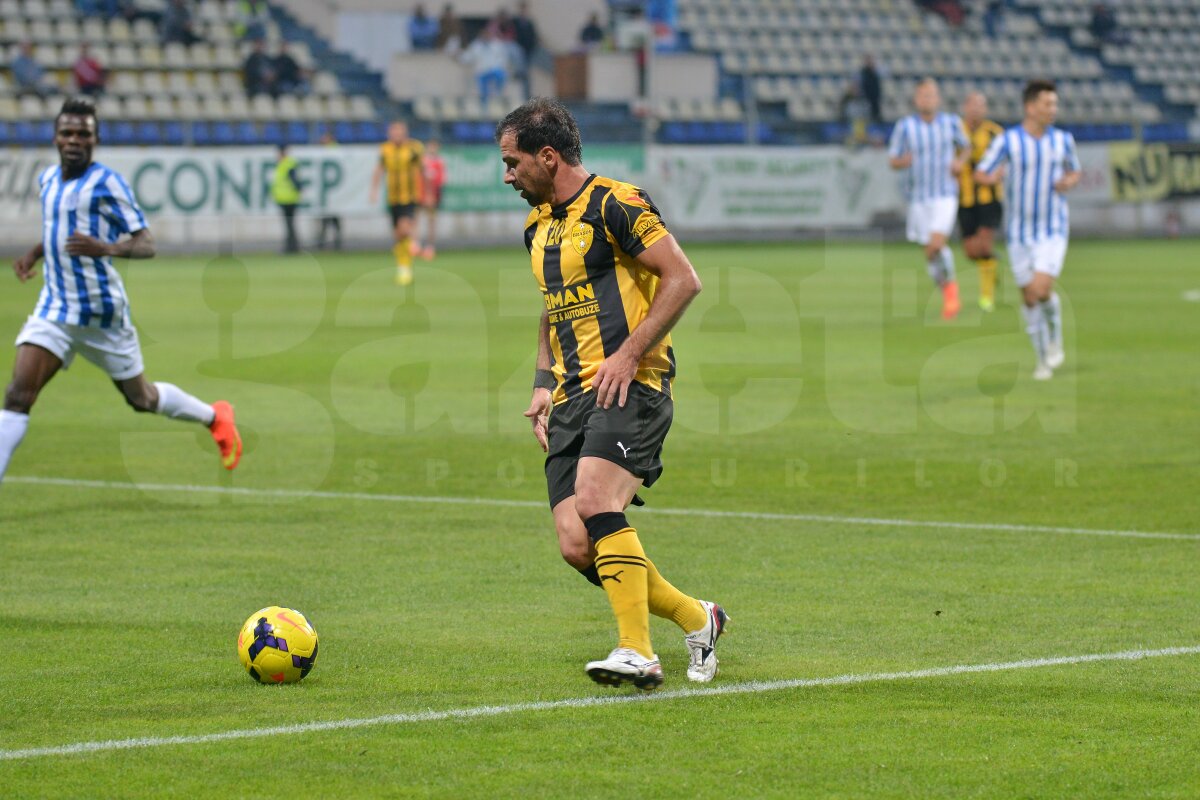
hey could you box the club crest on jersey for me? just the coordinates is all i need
[571,222,594,256]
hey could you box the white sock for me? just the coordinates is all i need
[154,382,215,426]
[1020,304,1048,364]
[0,410,30,483]
[1040,292,1062,348]
[926,254,945,285]
[940,247,956,283]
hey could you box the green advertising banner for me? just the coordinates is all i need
[440,145,646,212]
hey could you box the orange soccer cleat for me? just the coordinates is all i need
[209,400,242,470]
[941,280,961,320]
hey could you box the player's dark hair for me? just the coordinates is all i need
[494,97,583,166]
[1023,79,1057,105]
[56,96,98,128]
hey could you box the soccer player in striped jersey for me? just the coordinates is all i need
[888,78,970,320]
[958,91,1005,312]
[975,80,1081,380]
[369,121,424,286]
[497,98,727,689]
[0,97,242,485]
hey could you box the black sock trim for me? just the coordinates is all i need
[595,554,646,563]
[593,559,648,569]
[578,565,603,587]
[584,512,630,543]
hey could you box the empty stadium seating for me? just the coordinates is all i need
[0,0,381,146]
[676,0,1200,136]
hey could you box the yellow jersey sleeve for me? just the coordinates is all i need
[602,186,669,258]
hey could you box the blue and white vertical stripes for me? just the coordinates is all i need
[35,162,146,328]
[887,113,969,202]
[977,125,1081,246]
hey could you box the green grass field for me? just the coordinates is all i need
[1,240,1197,798]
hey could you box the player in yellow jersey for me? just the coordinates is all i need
[369,121,424,285]
[497,98,728,690]
[958,92,1005,311]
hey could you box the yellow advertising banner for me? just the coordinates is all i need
[1109,142,1200,202]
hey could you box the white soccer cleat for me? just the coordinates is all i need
[1033,362,1054,381]
[685,601,730,683]
[585,647,664,691]
[1046,341,1065,369]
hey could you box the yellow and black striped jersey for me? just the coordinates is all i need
[525,174,674,405]
[960,120,1005,207]
[379,140,424,205]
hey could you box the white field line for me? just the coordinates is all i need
[8,475,1200,542]
[2,645,1197,762]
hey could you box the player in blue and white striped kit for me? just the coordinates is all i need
[0,97,242,484]
[888,78,970,320]
[975,79,1081,380]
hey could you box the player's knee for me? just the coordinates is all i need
[3,382,37,414]
[573,486,617,522]
[559,542,592,571]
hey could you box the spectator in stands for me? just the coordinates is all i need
[492,8,517,42]
[72,44,108,97]
[512,1,541,98]
[461,26,511,104]
[1089,4,1128,45]
[242,39,276,97]
[160,0,203,46]
[983,0,1005,38]
[12,41,55,99]
[75,0,119,16]
[234,0,271,42]
[579,13,605,49]
[436,4,464,54]
[839,81,871,148]
[409,4,439,50]
[273,42,310,96]
[916,0,965,27]
[859,55,882,124]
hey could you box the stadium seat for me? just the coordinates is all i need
[12,121,50,147]
[261,121,286,146]
[234,121,259,145]
[108,121,137,146]
[134,122,162,146]
[162,121,186,146]
[285,121,310,145]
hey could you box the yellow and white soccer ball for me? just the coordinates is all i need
[237,606,319,684]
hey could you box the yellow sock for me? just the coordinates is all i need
[591,524,652,659]
[646,558,706,633]
[978,257,997,302]
[393,240,413,268]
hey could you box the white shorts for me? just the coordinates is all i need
[15,316,145,381]
[906,197,958,245]
[1007,238,1068,288]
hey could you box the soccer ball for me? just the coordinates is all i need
[237,606,319,684]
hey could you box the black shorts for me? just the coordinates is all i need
[958,202,1003,238]
[389,203,419,226]
[544,383,673,509]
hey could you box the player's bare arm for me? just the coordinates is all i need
[591,234,702,410]
[1055,170,1081,193]
[889,153,913,170]
[66,228,156,260]
[974,168,1001,186]
[524,307,553,452]
[12,242,44,283]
